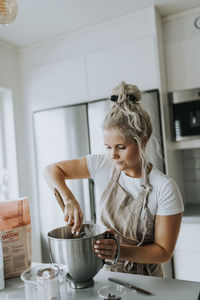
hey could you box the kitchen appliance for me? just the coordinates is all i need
[33,90,170,274]
[48,224,120,289]
[169,87,200,141]
[48,188,120,289]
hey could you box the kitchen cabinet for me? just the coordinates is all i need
[163,8,200,92]
[174,217,200,282]
[86,36,158,100]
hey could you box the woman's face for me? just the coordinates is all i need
[103,128,143,177]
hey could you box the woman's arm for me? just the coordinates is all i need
[43,156,90,233]
[93,212,182,264]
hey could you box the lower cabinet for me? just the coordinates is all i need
[173,223,200,282]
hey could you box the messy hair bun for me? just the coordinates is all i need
[111,81,142,104]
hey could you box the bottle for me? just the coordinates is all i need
[0,238,5,290]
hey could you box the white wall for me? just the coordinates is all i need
[0,42,42,258]
[19,6,162,261]
[0,43,21,197]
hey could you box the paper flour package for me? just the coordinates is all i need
[0,197,32,278]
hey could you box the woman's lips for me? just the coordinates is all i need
[115,161,123,165]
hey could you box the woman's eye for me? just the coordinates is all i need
[118,146,126,150]
[105,146,111,150]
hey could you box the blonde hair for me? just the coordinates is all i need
[103,81,153,185]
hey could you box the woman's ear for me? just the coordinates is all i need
[141,135,148,148]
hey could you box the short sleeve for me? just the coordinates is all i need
[86,154,109,180]
[156,179,184,216]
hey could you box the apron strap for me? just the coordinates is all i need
[137,183,153,246]
[100,167,120,204]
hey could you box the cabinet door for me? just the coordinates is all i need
[173,223,200,281]
[174,251,200,282]
[87,37,158,100]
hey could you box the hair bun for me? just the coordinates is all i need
[111,81,142,104]
[129,84,142,103]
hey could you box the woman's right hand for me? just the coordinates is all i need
[64,199,83,235]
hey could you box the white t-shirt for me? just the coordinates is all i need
[86,154,184,242]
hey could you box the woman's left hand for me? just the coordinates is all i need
[93,229,118,260]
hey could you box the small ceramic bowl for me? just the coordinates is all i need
[98,284,126,300]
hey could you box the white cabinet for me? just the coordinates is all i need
[163,9,200,91]
[173,222,200,282]
[86,37,158,100]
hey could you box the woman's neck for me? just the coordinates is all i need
[124,163,152,178]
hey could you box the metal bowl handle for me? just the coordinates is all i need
[103,232,120,266]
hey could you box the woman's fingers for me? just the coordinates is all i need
[64,201,83,234]
[73,210,83,233]
[93,238,117,259]
[97,254,114,260]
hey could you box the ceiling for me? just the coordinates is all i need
[0,0,200,48]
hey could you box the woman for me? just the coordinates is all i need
[44,81,184,277]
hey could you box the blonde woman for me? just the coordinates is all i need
[44,81,183,277]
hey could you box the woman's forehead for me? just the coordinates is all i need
[103,128,127,142]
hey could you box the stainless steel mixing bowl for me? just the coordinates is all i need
[48,224,120,285]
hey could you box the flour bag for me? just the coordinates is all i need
[0,197,31,278]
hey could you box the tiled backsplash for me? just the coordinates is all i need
[182,149,200,204]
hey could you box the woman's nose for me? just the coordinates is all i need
[110,149,119,159]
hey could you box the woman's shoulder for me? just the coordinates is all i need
[86,153,114,179]
[150,167,184,215]
[86,153,111,167]
[150,167,173,187]
[150,167,180,196]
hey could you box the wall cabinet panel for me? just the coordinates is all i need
[174,223,200,281]
[86,37,158,100]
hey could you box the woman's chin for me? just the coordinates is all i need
[115,164,125,170]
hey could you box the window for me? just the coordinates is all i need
[0,87,19,201]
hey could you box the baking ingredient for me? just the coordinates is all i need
[0,197,31,278]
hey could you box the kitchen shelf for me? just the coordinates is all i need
[171,139,200,150]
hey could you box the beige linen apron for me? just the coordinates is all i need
[100,168,163,277]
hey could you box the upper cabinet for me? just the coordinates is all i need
[86,37,158,100]
[163,9,200,92]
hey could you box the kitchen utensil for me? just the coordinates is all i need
[20,264,67,300]
[108,277,153,296]
[48,224,120,289]
[98,284,126,300]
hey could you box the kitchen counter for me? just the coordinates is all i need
[0,266,200,300]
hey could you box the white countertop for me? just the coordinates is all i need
[0,266,200,300]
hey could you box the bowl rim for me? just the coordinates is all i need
[47,224,107,241]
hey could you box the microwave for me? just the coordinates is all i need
[169,88,200,141]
